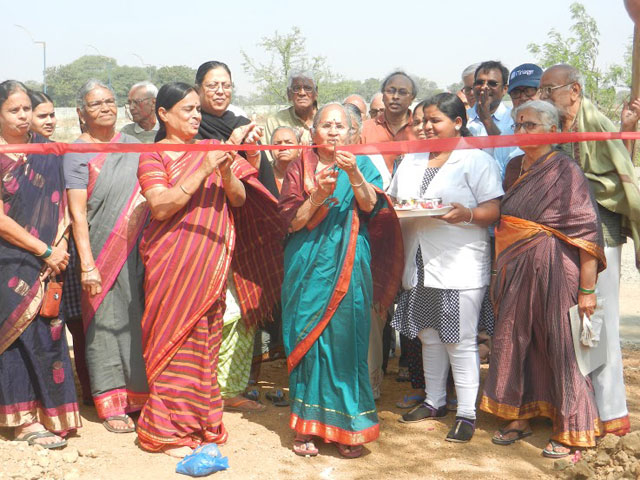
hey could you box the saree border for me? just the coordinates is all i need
[289,413,379,446]
[286,208,360,373]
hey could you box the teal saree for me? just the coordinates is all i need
[279,150,398,445]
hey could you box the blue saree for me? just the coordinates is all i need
[279,150,395,445]
[0,134,81,433]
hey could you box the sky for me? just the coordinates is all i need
[1,0,634,98]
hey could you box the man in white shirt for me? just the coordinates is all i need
[467,61,515,177]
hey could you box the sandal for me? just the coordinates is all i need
[396,367,410,382]
[242,389,260,402]
[542,439,571,458]
[492,427,533,445]
[293,435,318,457]
[445,417,476,443]
[224,395,266,412]
[335,443,363,459]
[396,394,425,409]
[16,430,67,449]
[399,402,447,423]
[103,414,136,433]
[265,389,289,407]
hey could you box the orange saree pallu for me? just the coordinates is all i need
[480,151,606,447]
[136,140,283,451]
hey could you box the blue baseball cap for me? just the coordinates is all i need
[508,63,543,93]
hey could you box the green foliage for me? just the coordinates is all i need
[527,1,632,120]
[241,26,332,104]
[240,26,441,106]
[42,56,195,107]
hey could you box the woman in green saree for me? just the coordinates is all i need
[278,103,402,458]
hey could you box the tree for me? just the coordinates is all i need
[42,56,196,107]
[241,26,332,104]
[527,2,632,120]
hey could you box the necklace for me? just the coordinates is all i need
[0,134,30,163]
[519,156,531,177]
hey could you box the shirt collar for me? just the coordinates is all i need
[133,121,159,133]
[468,102,509,122]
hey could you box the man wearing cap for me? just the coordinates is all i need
[467,61,515,177]
[504,63,543,162]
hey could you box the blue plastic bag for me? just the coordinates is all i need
[175,444,229,477]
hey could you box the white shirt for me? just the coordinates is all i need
[388,149,504,290]
[367,154,392,190]
[467,102,515,178]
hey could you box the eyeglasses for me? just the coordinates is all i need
[462,86,473,94]
[318,121,348,131]
[509,87,538,100]
[537,83,574,97]
[512,121,544,132]
[474,79,501,88]
[204,82,233,92]
[85,98,117,111]
[383,87,412,97]
[370,108,384,117]
[290,85,315,94]
[126,97,153,108]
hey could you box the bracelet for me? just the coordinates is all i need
[578,286,595,294]
[490,269,497,275]
[179,184,192,196]
[81,266,96,274]
[462,207,474,225]
[35,245,53,259]
[350,178,365,187]
[246,150,260,157]
[309,192,324,207]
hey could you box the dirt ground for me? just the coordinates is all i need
[1,251,639,480]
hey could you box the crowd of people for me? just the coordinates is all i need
[0,57,639,463]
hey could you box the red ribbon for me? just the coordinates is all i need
[1,131,638,156]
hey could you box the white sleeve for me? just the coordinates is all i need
[468,150,504,203]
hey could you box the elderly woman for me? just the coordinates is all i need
[0,80,80,448]
[271,126,300,192]
[136,82,283,457]
[28,91,56,138]
[63,80,149,433]
[279,103,401,458]
[480,100,605,458]
[195,61,282,411]
[389,93,503,443]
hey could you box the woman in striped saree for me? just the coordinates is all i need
[136,82,282,458]
[480,101,605,458]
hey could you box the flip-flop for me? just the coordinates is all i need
[542,439,571,458]
[16,430,67,449]
[242,389,260,402]
[265,389,289,407]
[293,436,318,457]
[224,396,266,412]
[103,414,136,433]
[492,427,533,445]
[335,443,363,459]
[395,394,425,409]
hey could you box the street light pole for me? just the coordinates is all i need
[86,44,112,89]
[14,25,47,93]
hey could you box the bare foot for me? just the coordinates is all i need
[15,422,65,447]
[163,446,193,458]
[223,395,266,412]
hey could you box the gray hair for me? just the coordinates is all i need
[380,70,417,98]
[311,102,353,136]
[550,63,585,94]
[512,99,559,131]
[369,92,383,105]
[461,63,481,81]
[287,70,317,90]
[343,103,363,135]
[129,81,158,98]
[76,79,114,110]
[271,125,301,144]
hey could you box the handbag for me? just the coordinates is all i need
[40,275,63,318]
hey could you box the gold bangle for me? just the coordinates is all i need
[309,192,324,207]
[350,179,365,187]
[179,184,192,196]
[81,265,96,274]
